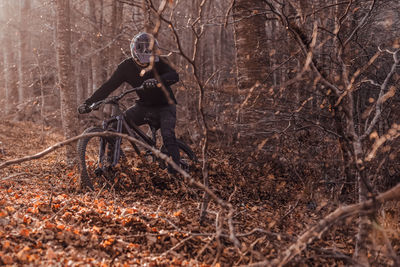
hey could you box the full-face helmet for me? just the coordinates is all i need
[130,32,159,65]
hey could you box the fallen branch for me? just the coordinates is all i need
[247,183,400,267]
[160,236,194,257]
[1,172,27,181]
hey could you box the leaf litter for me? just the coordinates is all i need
[0,120,399,266]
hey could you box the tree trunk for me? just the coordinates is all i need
[344,91,372,265]
[56,0,78,163]
[18,0,32,103]
[233,0,269,90]
[89,0,107,91]
[2,0,19,114]
[353,138,371,266]
[3,36,18,115]
[110,0,124,64]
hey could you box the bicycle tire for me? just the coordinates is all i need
[77,126,111,190]
[159,139,197,172]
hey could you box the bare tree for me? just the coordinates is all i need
[2,0,19,114]
[89,0,108,92]
[55,0,78,163]
[233,0,269,90]
[18,0,32,102]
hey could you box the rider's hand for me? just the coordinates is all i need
[78,103,91,114]
[143,78,159,89]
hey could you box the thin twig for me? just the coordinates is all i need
[160,236,193,257]
[1,172,27,181]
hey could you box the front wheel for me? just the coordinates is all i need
[77,127,116,190]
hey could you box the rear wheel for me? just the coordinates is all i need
[159,139,197,173]
[77,127,117,190]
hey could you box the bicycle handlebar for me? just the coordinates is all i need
[89,86,143,111]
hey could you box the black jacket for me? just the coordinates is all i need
[85,57,179,106]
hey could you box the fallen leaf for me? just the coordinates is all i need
[46,248,57,260]
[20,228,30,237]
[1,254,13,264]
[173,210,182,217]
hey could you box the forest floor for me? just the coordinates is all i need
[0,120,399,266]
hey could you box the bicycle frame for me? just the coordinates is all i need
[97,102,158,169]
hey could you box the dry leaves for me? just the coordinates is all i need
[0,120,398,266]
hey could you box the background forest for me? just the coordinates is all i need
[0,0,400,266]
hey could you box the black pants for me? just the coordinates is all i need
[124,104,180,172]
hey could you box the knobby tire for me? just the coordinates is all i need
[77,127,106,190]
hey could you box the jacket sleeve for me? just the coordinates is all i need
[156,59,179,86]
[85,64,125,105]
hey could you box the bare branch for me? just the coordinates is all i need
[335,50,382,106]
[361,49,399,140]
[342,0,376,48]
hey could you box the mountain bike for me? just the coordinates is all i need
[77,86,196,191]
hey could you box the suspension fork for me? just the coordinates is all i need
[100,115,123,168]
[96,121,108,169]
[112,115,123,167]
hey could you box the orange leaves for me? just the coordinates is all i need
[101,238,115,248]
[45,221,56,229]
[92,225,101,234]
[94,199,106,209]
[0,210,7,218]
[125,208,138,215]
[23,216,32,225]
[26,207,38,214]
[70,205,80,211]
[16,246,31,262]
[127,243,140,250]
[173,210,182,217]
[2,240,11,250]
[0,253,13,265]
[20,228,30,237]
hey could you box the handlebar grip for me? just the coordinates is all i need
[89,102,101,110]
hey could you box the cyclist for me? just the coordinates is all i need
[78,32,180,173]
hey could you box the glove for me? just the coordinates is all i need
[143,78,159,89]
[78,103,91,114]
